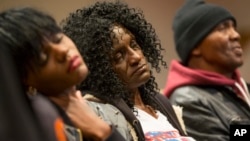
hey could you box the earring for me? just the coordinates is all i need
[40,53,47,61]
[27,86,37,96]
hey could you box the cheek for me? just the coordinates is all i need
[113,66,128,82]
[36,63,66,84]
[114,67,125,78]
[200,38,223,55]
[204,34,228,50]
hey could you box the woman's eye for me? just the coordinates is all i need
[131,40,140,49]
[52,34,63,43]
[54,36,63,43]
[115,53,122,59]
[113,52,123,63]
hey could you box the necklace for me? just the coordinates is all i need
[134,104,158,118]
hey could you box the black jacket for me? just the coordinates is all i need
[170,85,250,141]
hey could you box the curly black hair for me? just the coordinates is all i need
[62,1,167,109]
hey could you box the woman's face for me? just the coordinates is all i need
[110,25,150,90]
[26,33,88,96]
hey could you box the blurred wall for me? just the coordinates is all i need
[1,0,250,88]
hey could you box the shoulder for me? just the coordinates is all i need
[29,94,68,141]
[83,94,134,141]
[172,85,211,98]
[29,93,59,119]
[169,86,214,105]
[83,94,121,115]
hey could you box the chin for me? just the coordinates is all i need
[237,62,244,68]
[78,66,89,80]
[78,73,88,83]
[235,59,244,67]
[143,72,151,80]
[139,75,151,85]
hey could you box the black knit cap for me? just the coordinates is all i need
[173,0,236,64]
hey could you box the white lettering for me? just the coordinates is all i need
[234,129,247,136]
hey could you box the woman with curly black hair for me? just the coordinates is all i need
[62,1,195,141]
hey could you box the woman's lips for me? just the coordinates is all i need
[68,56,82,72]
[132,64,146,76]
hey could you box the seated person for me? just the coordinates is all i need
[163,0,250,140]
[0,7,125,141]
[62,1,195,140]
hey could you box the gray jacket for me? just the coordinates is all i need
[84,95,136,141]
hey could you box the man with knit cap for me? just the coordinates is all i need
[163,0,250,140]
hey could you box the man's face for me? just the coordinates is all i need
[110,25,150,90]
[193,19,243,73]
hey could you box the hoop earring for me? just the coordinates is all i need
[27,86,37,96]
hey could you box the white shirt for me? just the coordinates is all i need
[134,107,195,141]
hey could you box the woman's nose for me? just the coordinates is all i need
[53,44,70,62]
[127,48,142,66]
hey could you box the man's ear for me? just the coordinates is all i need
[190,46,201,56]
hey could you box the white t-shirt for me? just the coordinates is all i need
[134,107,195,141]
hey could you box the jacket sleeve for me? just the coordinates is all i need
[82,126,126,141]
[169,86,229,141]
[105,126,126,141]
[85,100,134,141]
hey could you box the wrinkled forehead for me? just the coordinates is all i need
[110,24,134,44]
